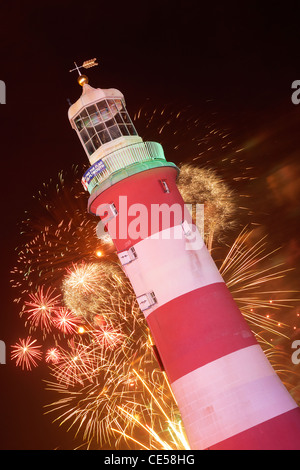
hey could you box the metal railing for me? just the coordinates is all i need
[82,141,166,193]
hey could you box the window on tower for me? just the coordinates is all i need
[159,179,170,193]
[73,98,138,155]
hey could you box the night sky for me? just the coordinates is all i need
[0,1,300,450]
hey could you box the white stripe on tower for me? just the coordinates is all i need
[170,344,298,449]
[120,224,223,318]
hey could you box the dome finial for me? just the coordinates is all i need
[77,75,89,86]
[69,58,99,86]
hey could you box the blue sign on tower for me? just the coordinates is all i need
[82,159,107,190]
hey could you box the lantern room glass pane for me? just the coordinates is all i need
[97,100,113,121]
[98,129,111,144]
[86,126,95,138]
[87,105,98,116]
[80,128,89,143]
[81,115,93,128]
[80,109,88,118]
[119,124,129,136]
[114,113,124,124]
[121,112,131,123]
[127,124,137,135]
[105,118,116,128]
[95,122,106,132]
[108,125,122,140]
[114,99,124,111]
[74,116,83,131]
[89,113,103,127]
[85,140,95,155]
[91,135,101,149]
[107,99,119,115]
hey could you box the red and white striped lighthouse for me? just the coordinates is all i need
[68,70,300,449]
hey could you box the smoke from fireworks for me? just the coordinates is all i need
[177,164,238,250]
[62,261,132,325]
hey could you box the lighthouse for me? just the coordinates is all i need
[68,67,300,450]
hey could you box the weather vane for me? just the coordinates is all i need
[69,58,98,85]
[69,58,98,75]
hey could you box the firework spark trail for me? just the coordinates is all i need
[112,369,190,450]
[11,337,43,370]
[49,338,103,387]
[10,166,101,299]
[90,327,125,350]
[21,286,61,338]
[45,362,142,447]
[45,347,61,364]
[53,307,82,335]
[219,228,299,354]
[64,263,103,295]
[45,359,187,450]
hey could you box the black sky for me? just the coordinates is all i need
[0,0,300,450]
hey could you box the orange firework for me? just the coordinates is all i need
[11,337,43,370]
[91,326,125,350]
[22,286,61,337]
[53,307,82,335]
[64,262,103,295]
[45,347,61,364]
[50,339,98,386]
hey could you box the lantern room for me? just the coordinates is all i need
[68,78,142,165]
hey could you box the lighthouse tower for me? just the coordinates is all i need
[68,71,300,450]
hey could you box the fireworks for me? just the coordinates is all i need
[10,166,101,300]
[21,286,61,338]
[42,228,300,449]
[45,347,61,364]
[45,362,187,450]
[177,164,238,251]
[11,337,43,371]
[64,263,102,295]
[91,326,125,350]
[111,369,190,450]
[61,260,138,327]
[45,375,129,448]
[10,103,300,449]
[219,228,295,337]
[44,333,155,448]
[50,339,99,387]
[53,307,82,335]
